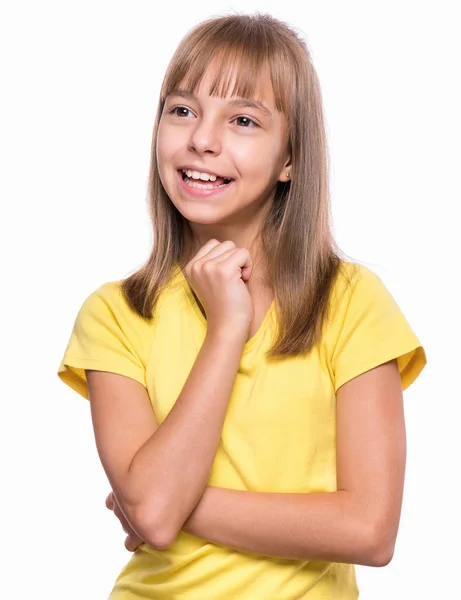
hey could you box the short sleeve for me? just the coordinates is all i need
[57,282,153,401]
[330,264,427,393]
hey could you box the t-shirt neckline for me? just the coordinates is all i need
[172,262,275,354]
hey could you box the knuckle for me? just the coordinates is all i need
[234,247,247,258]
[202,260,214,273]
[216,265,229,278]
[191,261,201,274]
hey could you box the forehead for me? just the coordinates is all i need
[184,63,276,106]
[164,50,280,111]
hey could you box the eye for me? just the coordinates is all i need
[233,116,258,128]
[170,106,194,118]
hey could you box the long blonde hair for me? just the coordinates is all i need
[121,12,358,358]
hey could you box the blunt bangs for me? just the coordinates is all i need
[159,24,294,119]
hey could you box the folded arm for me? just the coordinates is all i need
[180,360,405,567]
[87,326,248,549]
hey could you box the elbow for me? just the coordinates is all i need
[364,521,396,567]
[147,528,176,551]
[133,503,178,550]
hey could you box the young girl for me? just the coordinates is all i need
[57,12,427,599]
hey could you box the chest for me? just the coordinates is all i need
[146,299,338,494]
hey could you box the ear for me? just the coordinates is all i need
[277,154,292,183]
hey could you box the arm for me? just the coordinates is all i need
[87,325,247,549]
[182,360,405,567]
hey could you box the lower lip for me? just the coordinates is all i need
[177,170,234,198]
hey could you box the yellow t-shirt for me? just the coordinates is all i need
[57,260,427,599]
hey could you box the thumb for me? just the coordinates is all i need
[241,264,252,282]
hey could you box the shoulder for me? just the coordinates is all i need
[58,279,156,400]
[336,259,382,286]
[80,279,142,319]
[328,260,381,313]
[74,279,155,352]
[325,261,427,392]
[83,279,125,306]
[323,259,398,351]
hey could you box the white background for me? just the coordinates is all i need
[1,0,458,598]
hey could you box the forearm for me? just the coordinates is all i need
[128,327,246,542]
[182,486,391,567]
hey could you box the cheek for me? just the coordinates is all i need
[232,140,269,172]
[156,131,181,186]
[156,124,170,165]
[235,146,277,182]
[155,132,175,194]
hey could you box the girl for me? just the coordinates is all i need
[57,12,427,599]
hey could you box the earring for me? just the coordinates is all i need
[286,171,291,179]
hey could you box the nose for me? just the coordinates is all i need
[188,116,222,156]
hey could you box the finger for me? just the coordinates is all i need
[105,493,114,510]
[191,239,221,261]
[125,534,143,552]
[211,247,253,280]
[196,240,236,264]
[114,508,131,531]
[125,536,135,552]
[211,247,241,264]
[189,244,240,283]
[113,505,139,537]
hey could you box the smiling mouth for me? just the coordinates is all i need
[179,170,233,188]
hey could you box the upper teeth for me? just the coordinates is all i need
[182,169,218,182]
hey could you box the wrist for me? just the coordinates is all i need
[182,505,199,535]
[206,323,249,344]
[182,486,213,536]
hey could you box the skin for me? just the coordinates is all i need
[156,63,292,289]
[104,66,406,566]
[106,491,142,552]
[106,63,293,552]
[106,359,404,566]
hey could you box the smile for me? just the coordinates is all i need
[177,169,234,198]
[181,168,232,187]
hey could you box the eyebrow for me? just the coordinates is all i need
[167,89,273,119]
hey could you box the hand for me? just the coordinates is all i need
[105,491,144,552]
[184,239,254,333]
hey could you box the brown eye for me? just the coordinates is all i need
[171,106,193,117]
[234,116,257,127]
